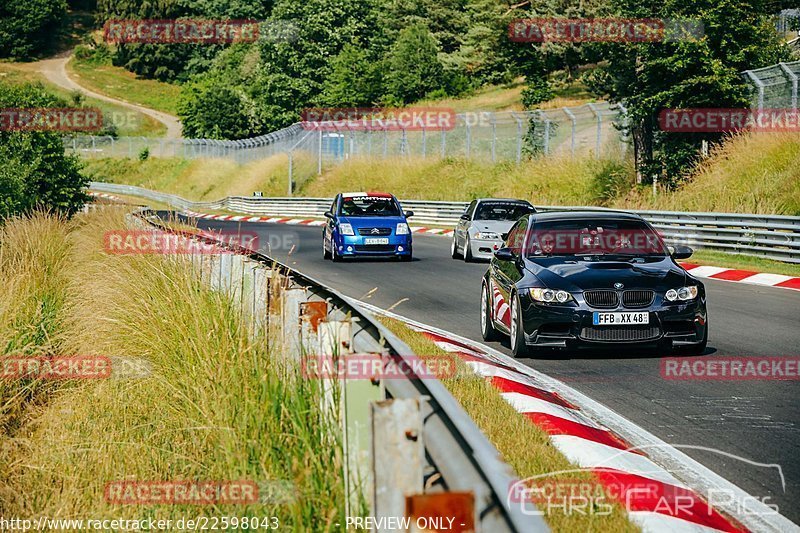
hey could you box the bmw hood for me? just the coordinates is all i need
[527,257,687,291]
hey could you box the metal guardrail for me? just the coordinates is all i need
[92,182,800,264]
[139,208,543,532]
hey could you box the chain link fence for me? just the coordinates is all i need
[64,103,627,164]
[742,60,800,110]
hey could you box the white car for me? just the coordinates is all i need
[450,199,536,261]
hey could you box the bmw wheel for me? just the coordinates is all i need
[481,283,499,341]
[451,235,461,259]
[463,236,473,262]
[509,294,529,358]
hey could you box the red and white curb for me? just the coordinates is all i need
[354,301,795,533]
[184,209,455,235]
[682,263,800,291]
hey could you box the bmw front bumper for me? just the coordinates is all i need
[468,238,503,260]
[518,293,708,349]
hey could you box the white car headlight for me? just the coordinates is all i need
[665,286,698,302]
[529,288,572,303]
[339,223,355,236]
[475,231,501,240]
[396,223,410,235]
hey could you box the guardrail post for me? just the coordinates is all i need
[371,398,423,530]
[281,287,308,360]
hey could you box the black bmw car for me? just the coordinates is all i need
[481,211,708,357]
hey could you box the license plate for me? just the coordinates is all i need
[593,312,649,325]
[364,237,389,245]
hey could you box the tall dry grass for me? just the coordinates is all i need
[0,209,351,528]
[0,213,75,435]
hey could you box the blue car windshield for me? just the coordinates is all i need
[340,196,401,217]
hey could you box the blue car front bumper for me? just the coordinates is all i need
[334,234,412,257]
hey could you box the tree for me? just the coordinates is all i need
[0,0,67,59]
[318,42,381,107]
[600,0,791,183]
[0,82,89,219]
[383,24,445,103]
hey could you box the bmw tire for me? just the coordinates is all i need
[509,293,529,358]
[463,236,473,262]
[451,236,461,259]
[480,283,499,341]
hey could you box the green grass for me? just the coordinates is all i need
[84,154,298,200]
[0,210,353,528]
[377,316,638,533]
[0,62,166,137]
[68,56,181,116]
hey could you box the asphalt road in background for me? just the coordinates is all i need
[173,214,800,524]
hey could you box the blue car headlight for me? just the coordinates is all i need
[396,222,410,235]
[339,223,355,236]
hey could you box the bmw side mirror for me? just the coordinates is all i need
[405,210,414,218]
[323,211,333,219]
[494,247,515,261]
[672,245,694,259]
[460,213,469,221]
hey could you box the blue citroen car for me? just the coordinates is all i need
[322,192,414,261]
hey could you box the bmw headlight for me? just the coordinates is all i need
[529,288,573,304]
[665,286,698,302]
[475,231,501,240]
[396,222,410,235]
[339,223,355,236]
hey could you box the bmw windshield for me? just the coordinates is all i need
[339,195,402,217]
[526,218,669,258]
[475,202,534,221]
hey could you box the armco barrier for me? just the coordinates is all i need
[92,182,800,263]
[138,209,545,532]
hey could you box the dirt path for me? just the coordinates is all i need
[32,53,183,139]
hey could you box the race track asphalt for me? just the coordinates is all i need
[167,214,800,524]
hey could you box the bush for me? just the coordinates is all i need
[0,0,67,59]
[521,78,554,109]
[383,24,445,104]
[138,147,150,161]
[0,82,89,220]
